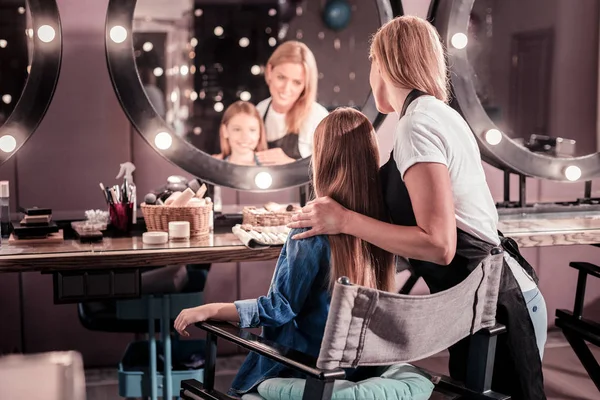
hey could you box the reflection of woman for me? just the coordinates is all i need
[255,40,328,165]
[289,16,546,399]
[213,101,267,166]
[139,65,166,119]
[175,109,417,398]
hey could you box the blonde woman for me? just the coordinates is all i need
[289,16,547,399]
[174,109,433,398]
[255,40,328,165]
[213,101,268,166]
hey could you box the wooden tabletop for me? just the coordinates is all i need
[0,232,281,273]
[498,211,600,248]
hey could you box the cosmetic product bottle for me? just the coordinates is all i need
[0,181,10,240]
[116,162,137,224]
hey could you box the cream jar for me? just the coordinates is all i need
[168,221,190,241]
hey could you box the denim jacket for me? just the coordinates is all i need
[229,228,331,396]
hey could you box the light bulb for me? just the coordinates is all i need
[251,65,261,75]
[0,135,17,153]
[240,91,251,101]
[485,129,502,145]
[180,65,189,76]
[110,26,127,44]
[155,132,172,150]
[214,102,224,112]
[451,33,468,49]
[142,42,153,51]
[239,37,249,47]
[0,40,7,48]
[564,166,581,181]
[255,172,272,189]
[214,26,224,36]
[1,94,11,104]
[153,67,163,77]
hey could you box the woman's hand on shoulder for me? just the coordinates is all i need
[174,305,214,337]
[287,196,350,239]
[256,148,295,165]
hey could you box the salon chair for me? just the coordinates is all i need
[180,248,509,400]
[555,261,600,392]
[0,351,86,400]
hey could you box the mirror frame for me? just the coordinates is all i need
[105,0,399,191]
[430,0,600,181]
[0,0,62,166]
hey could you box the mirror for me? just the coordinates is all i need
[0,0,61,166]
[130,0,384,166]
[0,2,31,128]
[467,0,599,158]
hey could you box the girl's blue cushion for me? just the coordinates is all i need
[255,364,435,400]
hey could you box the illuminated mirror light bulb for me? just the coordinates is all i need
[194,9,203,17]
[18,7,25,14]
[0,40,7,48]
[110,26,127,43]
[193,127,202,135]
[239,37,249,47]
[170,91,178,103]
[255,172,272,190]
[190,37,198,47]
[214,26,224,36]
[451,33,468,49]
[153,67,163,77]
[268,37,276,47]
[268,8,277,16]
[250,65,261,75]
[214,102,224,112]
[1,94,11,104]
[564,165,581,182]
[180,65,189,76]
[38,25,56,43]
[485,129,502,145]
[240,91,251,101]
[142,41,153,51]
[155,132,172,150]
[0,135,16,153]
[190,91,198,101]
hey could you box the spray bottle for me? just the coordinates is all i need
[116,162,137,224]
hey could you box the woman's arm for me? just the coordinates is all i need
[174,231,328,336]
[289,162,457,265]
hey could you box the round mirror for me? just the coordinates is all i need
[106,0,395,190]
[0,0,62,165]
[432,0,600,181]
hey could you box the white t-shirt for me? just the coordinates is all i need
[394,95,536,292]
[256,98,329,158]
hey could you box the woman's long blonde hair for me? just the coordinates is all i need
[370,15,449,103]
[218,101,267,159]
[266,40,318,134]
[312,108,395,292]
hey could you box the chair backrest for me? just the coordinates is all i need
[317,248,504,370]
[0,351,86,400]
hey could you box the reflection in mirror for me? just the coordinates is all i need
[467,0,599,158]
[0,1,31,128]
[132,0,378,166]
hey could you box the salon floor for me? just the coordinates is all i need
[85,329,599,400]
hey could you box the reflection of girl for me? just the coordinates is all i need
[289,16,546,399]
[175,108,400,397]
[255,40,329,165]
[213,101,268,166]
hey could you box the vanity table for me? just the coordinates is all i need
[0,230,280,304]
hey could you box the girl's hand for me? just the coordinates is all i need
[287,197,351,239]
[174,305,214,337]
[256,148,295,165]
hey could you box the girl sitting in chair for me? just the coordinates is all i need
[175,108,422,398]
[213,101,268,166]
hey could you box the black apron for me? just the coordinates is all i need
[381,90,546,399]
[263,100,303,160]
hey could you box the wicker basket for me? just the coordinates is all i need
[141,203,211,237]
[242,205,300,227]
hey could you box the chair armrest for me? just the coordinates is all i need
[569,262,600,279]
[196,321,346,380]
[478,323,507,337]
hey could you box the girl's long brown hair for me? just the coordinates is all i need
[312,108,395,292]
